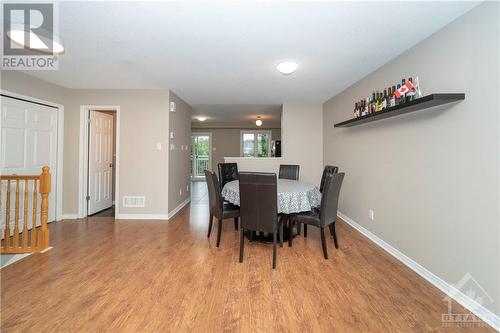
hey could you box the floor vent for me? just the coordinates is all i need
[122,196,146,208]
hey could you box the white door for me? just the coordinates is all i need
[0,96,58,231]
[88,111,113,215]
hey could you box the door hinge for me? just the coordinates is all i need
[86,195,90,201]
[87,118,91,124]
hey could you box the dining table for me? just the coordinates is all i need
[221,178,322,241]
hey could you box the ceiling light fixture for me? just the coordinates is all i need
[197,117,207,122]
[6,29,65,55]
[276,61,298,75]
[255,116,263,127]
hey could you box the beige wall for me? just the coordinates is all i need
[323,2,500,316]
[226,103,323,186]
[192,127,281,170]
[74,89,170,215]
[168,92,192,213]
[1,72,171,216]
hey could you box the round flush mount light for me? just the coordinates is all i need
[6,29,65,55]
[255,117,263,127]
[276,61,298,75]
[197,117,207,122]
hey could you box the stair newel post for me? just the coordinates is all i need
[39,166,51,251]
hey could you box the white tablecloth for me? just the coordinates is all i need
[221,179,321,214]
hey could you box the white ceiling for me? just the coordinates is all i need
[24,1,479,104]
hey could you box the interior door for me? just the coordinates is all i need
[88,111,113,215]
[0,96,58,232]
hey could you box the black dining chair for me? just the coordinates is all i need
[204,170,240,247]
[296,164,339,236]
[218,162,238,189]
[289,173,344,259]
[238,172,283,269]
[278,164,300,181]
[317,165,339,238]
[319,165,339,193]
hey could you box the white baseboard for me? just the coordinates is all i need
[115,213,169,220]
[40,246,53,253]
[167,198,191,219]
[62,214,79,220]
[337,212,500,332]
[1,253,33,268]
[85,198,191,221]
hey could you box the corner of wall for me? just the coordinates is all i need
[167,90,193,217]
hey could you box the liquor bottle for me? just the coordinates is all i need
[395,84,401,105]
[382,89,388,109]
[390,86,396,107]
[414,76,423,98]
[407,77,416,102]
[400,79,406,104]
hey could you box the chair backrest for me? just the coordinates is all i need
[218,163,238,189]
[278,164,300,180]
[319,165,339,193]
[319,172,345,227]
[238,172,278,233]
[204,170,223,219]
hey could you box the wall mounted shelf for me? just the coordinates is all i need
[333,93,465,128]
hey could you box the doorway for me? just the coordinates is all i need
[79,106,120,218]
[191,133,212,180]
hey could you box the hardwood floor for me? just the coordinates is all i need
[1,183,495,332]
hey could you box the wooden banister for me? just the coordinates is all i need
[1,166,51,254]
[39,166,50,250]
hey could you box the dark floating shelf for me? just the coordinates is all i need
[334,93,465,128]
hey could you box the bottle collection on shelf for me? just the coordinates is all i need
[353,77,423,118]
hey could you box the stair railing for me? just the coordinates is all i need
[1,166,51,254]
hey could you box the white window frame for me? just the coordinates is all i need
[240,130,272,157]
[191,132,213,178]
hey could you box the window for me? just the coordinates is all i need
[240,130,271,157]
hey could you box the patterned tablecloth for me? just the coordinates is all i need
[221,179,321,214]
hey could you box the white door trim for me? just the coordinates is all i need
[0,89,64,221]
[78,105,120,218]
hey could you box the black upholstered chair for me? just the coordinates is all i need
[204,170,240,247]
[289,173,344,259]
[218,163,238,189]
[238,172,283,269]
[296,165,339,236]
[278,164,300,180]
[320,165,339,193]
